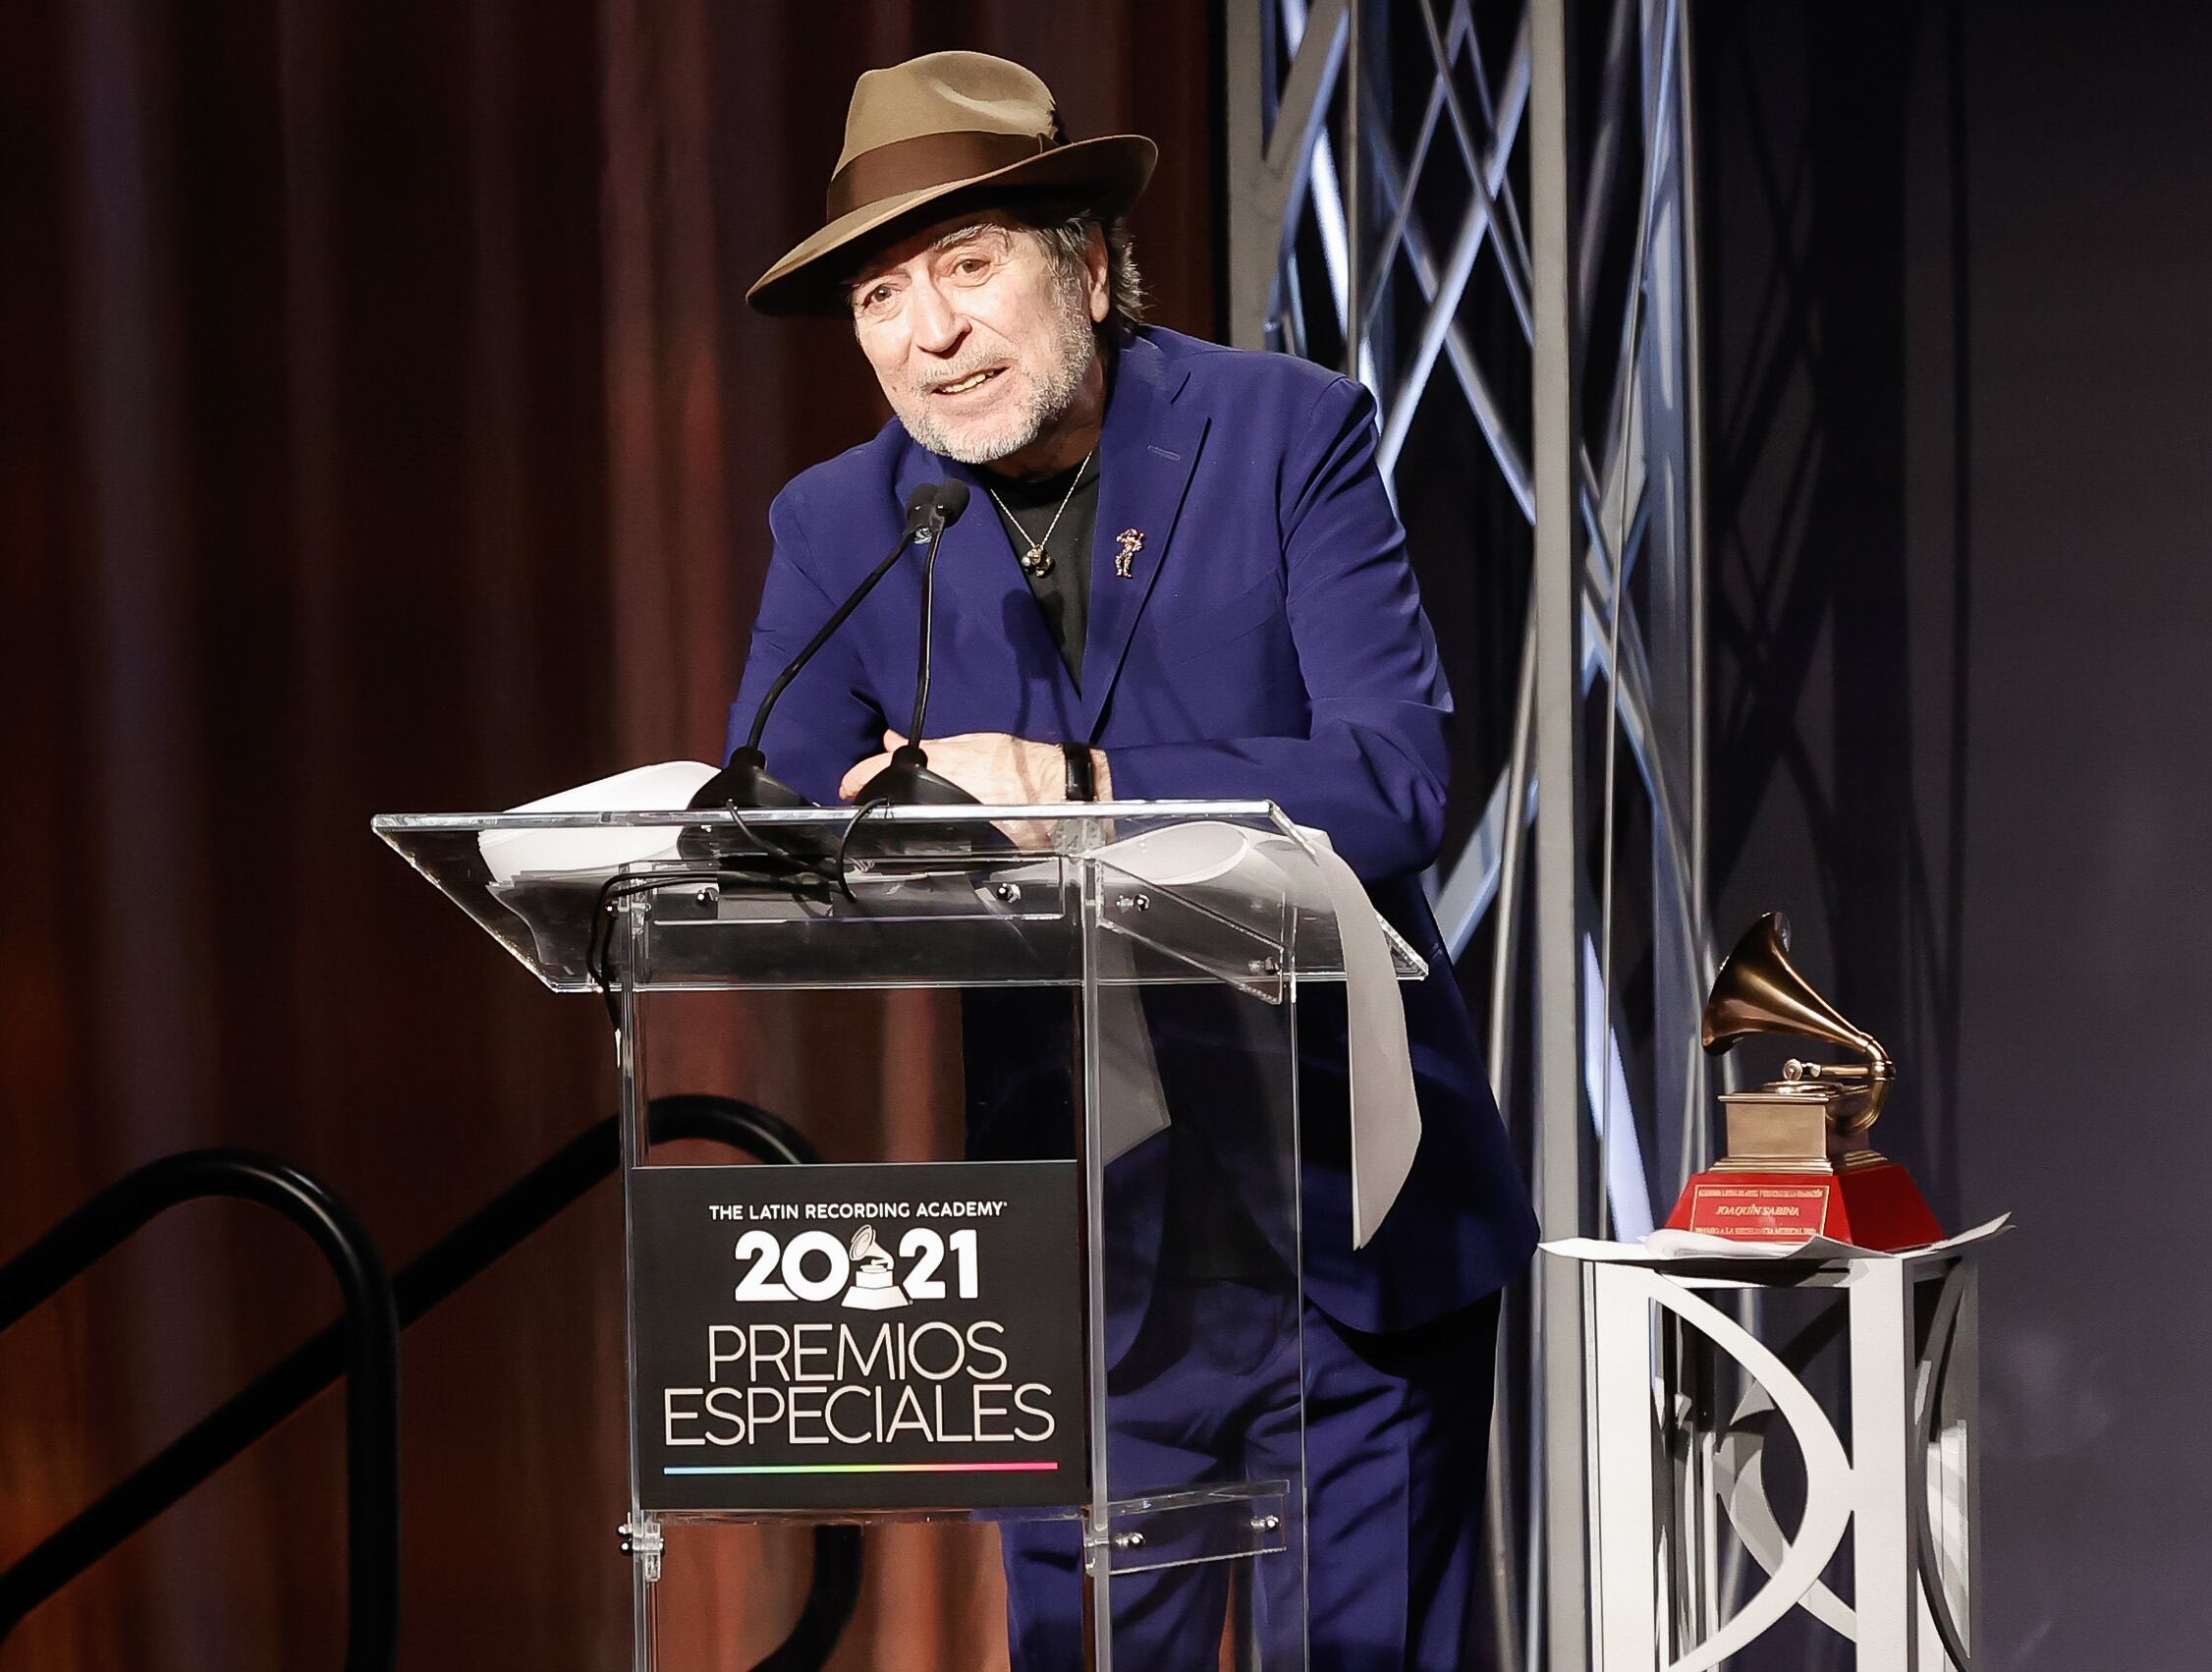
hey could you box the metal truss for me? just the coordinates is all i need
[1227,4,1714,1668]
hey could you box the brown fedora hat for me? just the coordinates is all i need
[747,51,1157,317]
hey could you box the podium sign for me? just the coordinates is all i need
[631,1159,1086,1511]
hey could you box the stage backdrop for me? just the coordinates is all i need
[1699,2,2212,1666]
[0,3,1212,1668]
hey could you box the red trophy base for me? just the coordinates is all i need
[1665,1159,1944,1251]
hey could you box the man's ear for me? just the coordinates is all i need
[1086,225,1111,324]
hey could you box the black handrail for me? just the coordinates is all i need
[0,1149,401,1671]
[0,1097,859,1671]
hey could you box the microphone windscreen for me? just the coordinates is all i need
[903,481,941,525]
[933,479,971,527]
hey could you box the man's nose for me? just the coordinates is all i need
[906,276,966,356]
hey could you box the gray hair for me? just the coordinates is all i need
[1029,213,1147,326]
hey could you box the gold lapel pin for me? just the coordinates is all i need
[1114,528,1144,579]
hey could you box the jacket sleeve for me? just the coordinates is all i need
[721,490,889,808]
[1101,376,1454,880]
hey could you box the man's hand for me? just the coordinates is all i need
[838,730,1109,805]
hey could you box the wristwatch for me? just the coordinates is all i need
[1061,742,1096,803]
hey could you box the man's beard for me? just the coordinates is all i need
[889,274,1098,467]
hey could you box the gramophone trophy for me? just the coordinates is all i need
[1665,913,1945,1250]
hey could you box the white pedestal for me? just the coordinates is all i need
[1558,1236,1988,1671]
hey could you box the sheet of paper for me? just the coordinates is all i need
[1541,1213,2013,1265]
[1298,830,1421,1248]
[1086,822,1423,1247]
[478,760,717,882]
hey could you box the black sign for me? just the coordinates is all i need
[630,1159,1087,1511]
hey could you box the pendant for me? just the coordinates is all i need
[1020,543,1055,579]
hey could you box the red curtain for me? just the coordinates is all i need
[0,2,1214,1667]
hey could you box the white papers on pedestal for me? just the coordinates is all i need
[1541,1213,2012,1265]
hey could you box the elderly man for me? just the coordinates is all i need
[728,51,1537,1671]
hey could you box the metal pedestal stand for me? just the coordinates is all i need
[1558,1226,1997,1671]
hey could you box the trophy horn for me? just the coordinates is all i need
[1702,913,1893,1128]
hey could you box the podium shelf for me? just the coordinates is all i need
[373,801,1425,994]
[646,1477,1291,1570]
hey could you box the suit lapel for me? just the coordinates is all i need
[1078,333,1208,739]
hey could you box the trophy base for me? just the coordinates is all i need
[1665,1157,1944,1250]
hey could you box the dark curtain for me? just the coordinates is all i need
[0,3,1214,1668]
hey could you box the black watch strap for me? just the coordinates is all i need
[1061,741,1096,802]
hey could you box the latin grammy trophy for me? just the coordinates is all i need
[1667,912,1945,1249]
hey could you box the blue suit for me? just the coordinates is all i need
[726,325,1537,1666]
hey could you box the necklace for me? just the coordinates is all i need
[986,450,1095,580]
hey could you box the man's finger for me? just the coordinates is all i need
[839,754,889,801]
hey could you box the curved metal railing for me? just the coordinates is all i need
[0,1149,402,1670]
[0,1095,860,1670]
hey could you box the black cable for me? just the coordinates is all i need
[585,864,831,1031]
[833,799,895,901]
[583,819,903,1028]
[588,867,720,1016]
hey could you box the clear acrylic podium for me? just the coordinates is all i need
[374,800,1423,1670]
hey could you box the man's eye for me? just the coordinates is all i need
[954,256,990,276]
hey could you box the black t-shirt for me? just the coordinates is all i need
[974,450,1099,688]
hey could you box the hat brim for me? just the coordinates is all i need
[747,133,1158,318]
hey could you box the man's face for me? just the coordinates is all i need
[848,214,1109,466]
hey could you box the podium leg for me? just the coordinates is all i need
[615,947,660,1672]
[1077,872,1116,1672]
[1079,1533,1109,1672]
[622,1515,662,1672]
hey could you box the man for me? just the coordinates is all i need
[729,51,1538,1669]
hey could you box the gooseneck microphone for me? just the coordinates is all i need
[908,478,969,747]
[689,481,950,813]
[855,478,978,807]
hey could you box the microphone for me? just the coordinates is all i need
[854,479,980,807]
[929,477,970,524]
[930,478,971,521]
[689,481,948,814]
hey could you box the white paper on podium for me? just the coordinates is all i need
[1085,822,1422,1249]
[477,760,716,883]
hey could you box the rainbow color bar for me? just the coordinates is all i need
[664,1461,1060,1476]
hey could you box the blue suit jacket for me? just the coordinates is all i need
[724,325,1538,1335]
